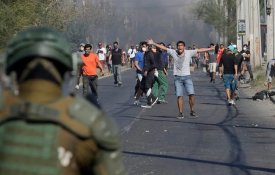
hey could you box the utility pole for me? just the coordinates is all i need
[266,0,274,61]
[250,0,262,68]
[237,0,262,68]
[220,0,228,44]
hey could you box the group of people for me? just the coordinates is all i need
[131,39,274,116]
[131,39,215,118]
[203,43,254,84]
[204,42,275,105]
[1,25,275,175]
[74,41,128,101]
[200,43,253,105]
[133,41,169,109]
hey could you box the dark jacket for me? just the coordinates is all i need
[154,51,165,70]
[143,51,156,72]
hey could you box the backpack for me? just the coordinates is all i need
[252,90,269,101]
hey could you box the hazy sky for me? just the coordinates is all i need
[109,0,214,47]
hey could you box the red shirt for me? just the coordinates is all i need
[81,53,100,76]
[217,48,225,64]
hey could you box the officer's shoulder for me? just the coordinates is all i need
[69,96,103,119]
[68,96,120,149]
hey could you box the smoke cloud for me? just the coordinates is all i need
[109,0,214,48]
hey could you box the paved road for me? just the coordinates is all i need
[80,68,275,175]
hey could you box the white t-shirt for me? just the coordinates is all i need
[167,49,198,76]
[127,48,137,58]
[96,47,107,61]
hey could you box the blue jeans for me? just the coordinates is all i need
[112,65,122,84]
[174,75,195,96]
[223,74,236,91]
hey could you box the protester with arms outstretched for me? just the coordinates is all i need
[148,39,214,118]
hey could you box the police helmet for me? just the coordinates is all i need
[6,27,72,74]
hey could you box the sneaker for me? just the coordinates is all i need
[227,99,235,105]
[177,113,184,119]
[189,111,198,118]
[157,99,168,104]
[151,96,159,106]
[118,82,122,87]
[141,104,152,108]
[134,100,140,106]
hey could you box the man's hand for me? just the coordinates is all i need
[101,71,104,76]
[211,45,215,50]
[147,39,154,45]
[219,73,223,79]
[144,71,148,77]
[234,73,238,79]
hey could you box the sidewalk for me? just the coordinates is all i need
[240,63,275,104]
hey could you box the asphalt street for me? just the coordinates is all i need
[78,68,275,175]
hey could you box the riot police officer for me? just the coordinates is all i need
[0,27,125,175]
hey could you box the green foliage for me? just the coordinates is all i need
[0,0,76,49]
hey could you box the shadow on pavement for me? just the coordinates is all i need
[123,151,275,174]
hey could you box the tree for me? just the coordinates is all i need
[194,0,237,44]
[0,0,76,49]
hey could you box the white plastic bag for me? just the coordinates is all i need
[154,69,159,77]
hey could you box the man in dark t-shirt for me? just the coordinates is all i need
[109,41,123,86]
[219,46,238,105]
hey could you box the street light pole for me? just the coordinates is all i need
[236,0,245,51]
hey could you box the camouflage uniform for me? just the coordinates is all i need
[0,27,125,175]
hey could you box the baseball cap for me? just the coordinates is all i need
[227,45,235,52]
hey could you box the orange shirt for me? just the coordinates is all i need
[81,53,100,76]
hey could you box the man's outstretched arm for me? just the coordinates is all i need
[147,39,168,51]
[197,47,215,53]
